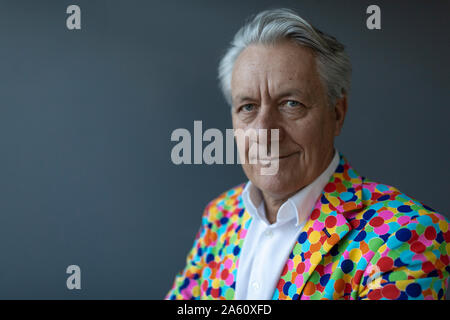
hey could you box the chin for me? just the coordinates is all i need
[252,168,303,198]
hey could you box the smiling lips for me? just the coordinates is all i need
[252,151,300,163]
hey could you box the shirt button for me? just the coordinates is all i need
[252,281,260,291]
[264,229,273,237]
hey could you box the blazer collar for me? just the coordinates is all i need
[241,150,341,227]
[273,153,363,299]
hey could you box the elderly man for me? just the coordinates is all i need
[166,8,449,300]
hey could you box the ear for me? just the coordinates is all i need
[333,94,348,136]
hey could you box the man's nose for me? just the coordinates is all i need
[251,105,283,144]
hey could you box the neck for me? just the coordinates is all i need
[262,191,296,224]
[261,148,336,224]
[263,201,281,225]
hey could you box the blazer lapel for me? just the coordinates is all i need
[273,154,363,300]
[215,191,252,300]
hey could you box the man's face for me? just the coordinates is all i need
[231,40,346,200]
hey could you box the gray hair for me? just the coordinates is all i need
[218,8,352,107]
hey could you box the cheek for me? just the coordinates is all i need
[232,118,245,150]
[288,112,334,147]
[232,117,249,138]
[286,118,319,146]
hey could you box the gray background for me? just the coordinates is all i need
[0,0,448,299]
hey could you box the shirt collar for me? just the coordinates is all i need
[242,149,340,227]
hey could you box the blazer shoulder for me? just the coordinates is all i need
[359,178,449,236]
[202,183,246,223]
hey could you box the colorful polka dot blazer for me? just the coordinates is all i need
[166,154,450,300]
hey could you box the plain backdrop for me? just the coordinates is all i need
[0,0,448,299]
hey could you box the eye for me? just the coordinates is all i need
[239,104,255,112]
[284,100,302,108]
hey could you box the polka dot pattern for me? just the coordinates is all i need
[166,154,450,300]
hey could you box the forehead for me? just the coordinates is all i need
[231,40,320,100]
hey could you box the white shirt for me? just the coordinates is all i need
[235,149,340,299]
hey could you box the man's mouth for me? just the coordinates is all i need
[256,151,300,162]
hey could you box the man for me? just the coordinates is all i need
[166,8,449,300]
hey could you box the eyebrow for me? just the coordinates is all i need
[274,88,305,99]
[233,88,305,104]
[233,95,254,104]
